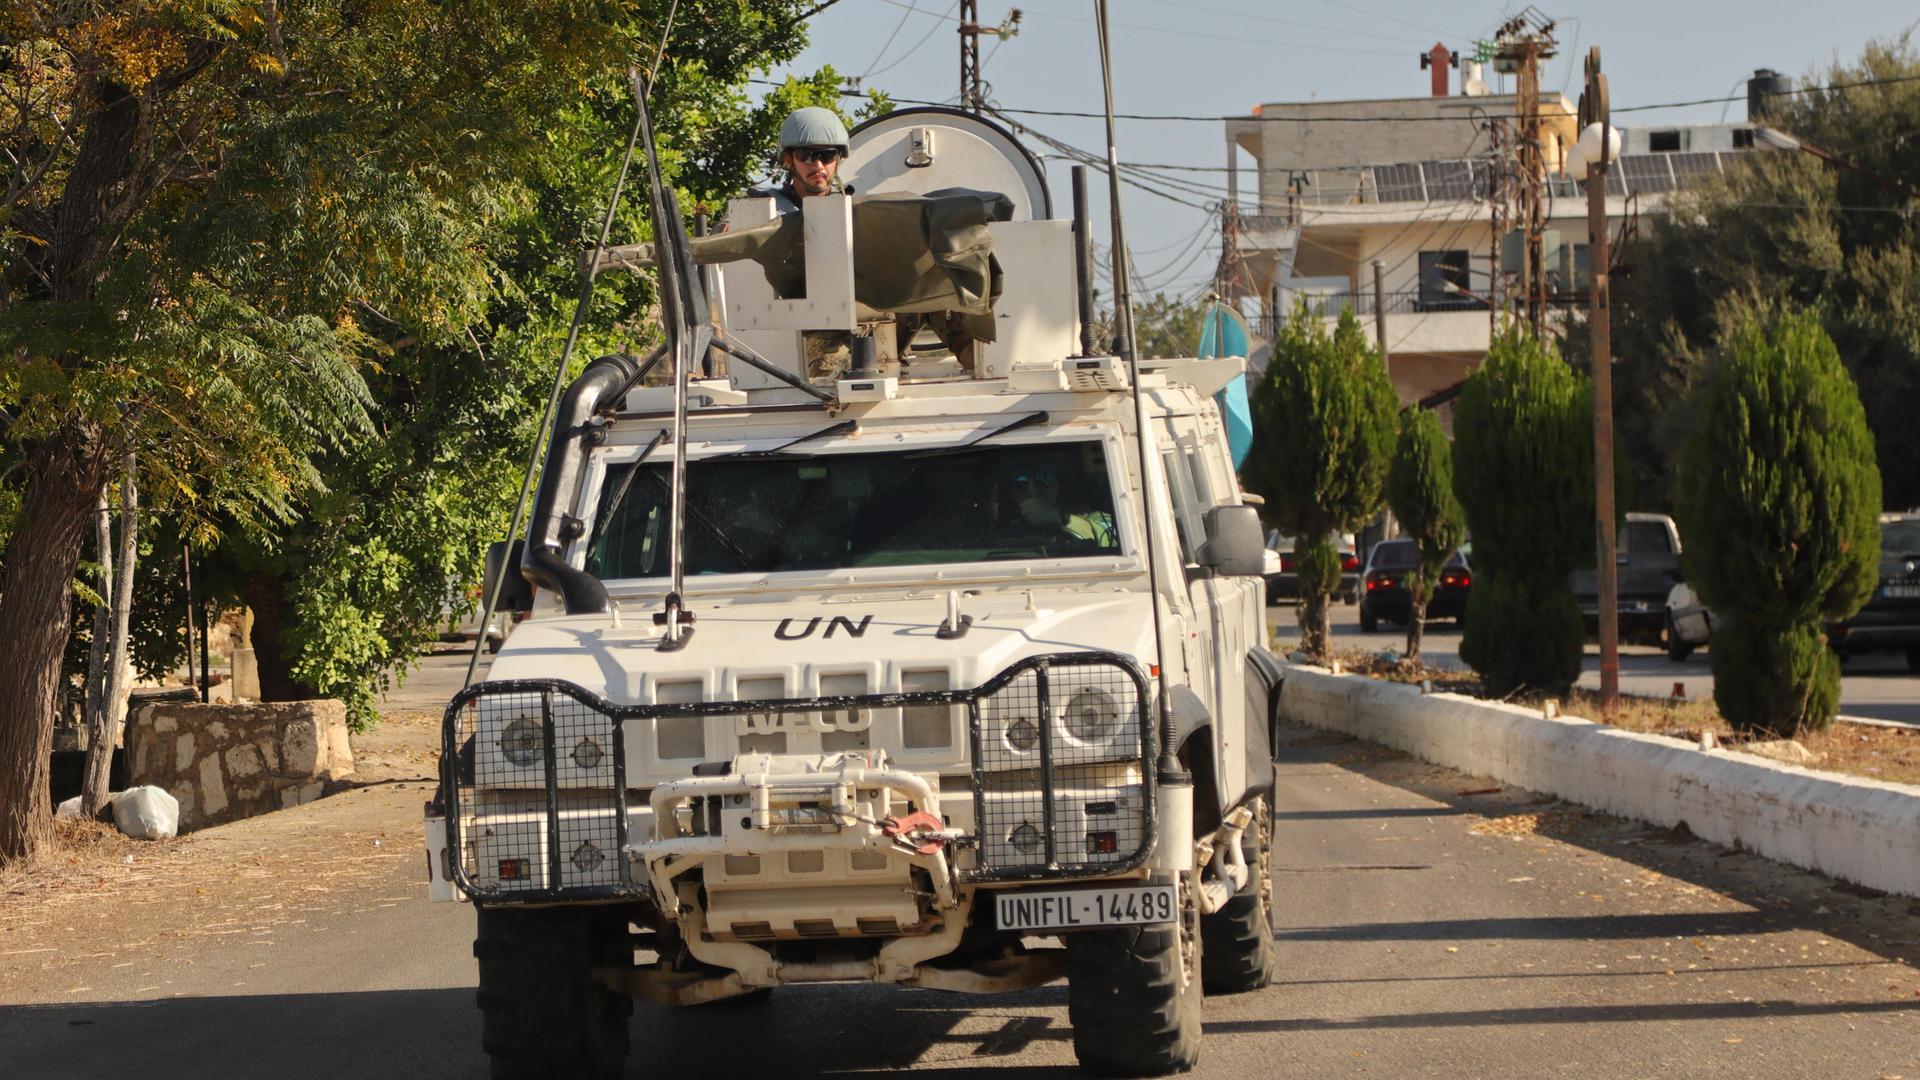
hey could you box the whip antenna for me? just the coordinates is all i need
[1094,0,1182,781]
[628,68,711,649]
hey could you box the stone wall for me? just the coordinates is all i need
[125,700,354,832]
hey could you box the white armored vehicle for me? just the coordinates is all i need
[426,103,1282,1078]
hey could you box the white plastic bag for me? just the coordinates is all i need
[110,785,180,840]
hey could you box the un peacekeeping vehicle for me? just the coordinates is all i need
[425,105,1283,1078]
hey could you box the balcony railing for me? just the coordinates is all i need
[1249,289,1491,337]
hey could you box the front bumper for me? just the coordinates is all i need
[435,652,1157,906]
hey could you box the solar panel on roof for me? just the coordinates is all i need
[1371,162,1425,203]
[1619,155,1676,194]
[1423,160,1476,201]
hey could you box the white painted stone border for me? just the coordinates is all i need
[1280,664,1920,899]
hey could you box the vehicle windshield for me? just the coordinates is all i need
[585,440,1121,578]
[1369,542,1419,570]
[1885,519,1920,556]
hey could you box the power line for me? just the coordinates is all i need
[861,1,921,80]
[865,1,960,79]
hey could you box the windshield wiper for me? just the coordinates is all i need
[586,429,669,553]
[905,411,1049,459]
[708,418,859,461]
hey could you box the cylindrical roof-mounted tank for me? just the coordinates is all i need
[1748,68,1794,123]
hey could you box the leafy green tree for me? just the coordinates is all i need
[1385,408,1465,660]
[1674,309,1880,736]
[1452,328,1592,696]
[1133,293,1207,359]
[1242,302,1397,658]
[0,1,655,863]
[1606,36,1920,513]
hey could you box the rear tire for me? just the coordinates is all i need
[1201,797,1276,993]
[1358,604,1378,633]
[474,904,632,1080]
[1067,870,1204,1076]
[1907,647,1920,674]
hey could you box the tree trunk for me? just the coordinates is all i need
[244,572,318,702]
[1300,589,1331,660]
[81,451,137,816]
[0,426,114,864]
[1405,581,1429,662]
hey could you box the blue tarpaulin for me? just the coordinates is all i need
[1195,303,1253,469]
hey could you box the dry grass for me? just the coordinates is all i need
[1314,647,1920,789]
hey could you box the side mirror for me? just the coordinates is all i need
[1197,505,1266,577]
[482,539,534,615]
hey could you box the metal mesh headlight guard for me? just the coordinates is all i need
[441,651,1156,902]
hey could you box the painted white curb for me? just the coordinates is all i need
[1280,665,1920,899]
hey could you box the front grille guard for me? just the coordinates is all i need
[440,651,1156,903]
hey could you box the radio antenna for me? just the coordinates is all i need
[1094,0,1182,782]
[628,67,710,650]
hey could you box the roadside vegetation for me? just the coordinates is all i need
[1242,301,1397,659]
[0,2,875,866]
[1450,329,1593,697]
[1384,406,1465,662]
[1675,309,1881,736]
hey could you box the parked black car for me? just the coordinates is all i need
[1264,529,1359,605]
[1829,513,1920,671]
[1571,512,1682,646]
[1357,539,1470,632]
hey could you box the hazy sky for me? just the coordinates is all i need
[764,0,1918,301]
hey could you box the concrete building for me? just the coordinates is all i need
[1225,58,1775,406]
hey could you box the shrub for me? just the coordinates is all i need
[1385,407,1465,660]
[1674,308,1880,736]
[1242,302,1397,658]
[1451,328,1593,696]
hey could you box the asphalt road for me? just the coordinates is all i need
[6,656,1919,1078]
[1268,600,1920,726]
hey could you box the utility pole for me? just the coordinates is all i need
[1216,201,1246,310]
[958,3,1022,113]
[1487,116,1507,333]
[1583,47,1621,711]
[1494,11,1556,338]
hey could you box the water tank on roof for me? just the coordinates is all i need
[844,107,1053,222]
[1748,68,1794,123]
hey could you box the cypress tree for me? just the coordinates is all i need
[1386,407,1465,660]
[1451,328,1592,696]
[1674,308,1881,736]
[1242,302,1397,658]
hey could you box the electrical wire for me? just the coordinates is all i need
[865,1,961,79]
[1135,0,1436,46]
[1021,7,1408,58]
[861,0,921,80]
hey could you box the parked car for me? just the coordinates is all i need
[1664,580,1714,662]
[1356,538,1471,632]
[1571,512,1683,646]
[1828,512,1920,671]
[1264,529,1359,605]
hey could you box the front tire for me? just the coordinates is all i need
[1201,797,1276,993]
[1067,870,1204,1076]
[474,904,632,1080]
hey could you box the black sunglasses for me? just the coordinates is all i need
[791,146,843,165]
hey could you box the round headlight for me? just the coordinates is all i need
[1006,717,1040,751]
[1063,687,1120,742]
[499,718,544,766]
[1009,822,1042,853]
[570,736,605,770]
[570,840,605,873]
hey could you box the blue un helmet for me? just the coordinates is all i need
[779,107,850,154]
